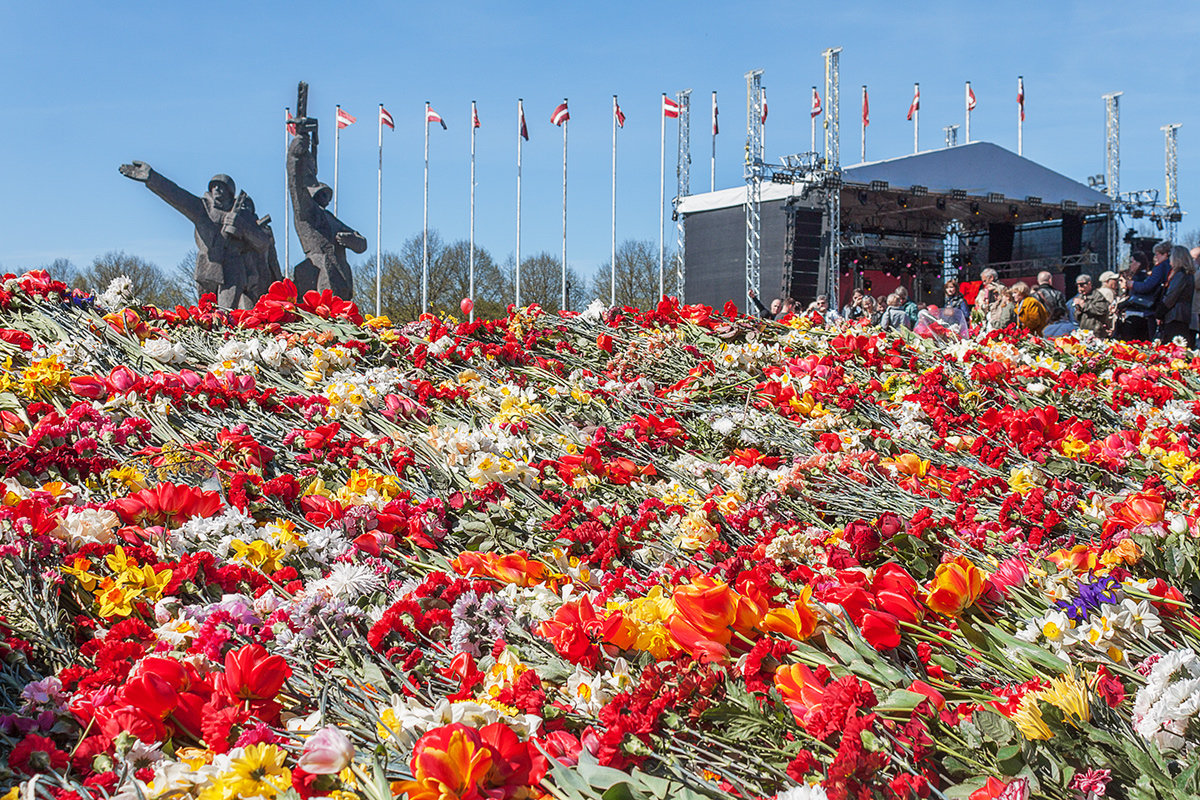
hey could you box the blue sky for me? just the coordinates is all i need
[3,1,1198,281]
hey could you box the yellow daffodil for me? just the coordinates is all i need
[226,743,291,798]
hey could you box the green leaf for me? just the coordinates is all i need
[974,710,1014,745]
[875,688,931,714]
[996,744,1022,775]
[981,622,1068,674]
[941,781,986,800]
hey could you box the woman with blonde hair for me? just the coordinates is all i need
[1011,282,1049,335]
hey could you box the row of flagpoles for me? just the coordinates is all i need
[286,77,1031,317]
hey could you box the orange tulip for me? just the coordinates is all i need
[759,587,818,641]
[668,577,737,656]
[924,556,987,617]
[451,551,552,587]
[1047,544,1099,574]
[400,724,494,800]
[773,663,827,725]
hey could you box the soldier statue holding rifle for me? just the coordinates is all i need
[287,81,366,301]
[118,162,279,309]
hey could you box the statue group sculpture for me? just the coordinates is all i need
[120,81,364,308]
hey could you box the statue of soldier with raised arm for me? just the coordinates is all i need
[119,162,276,309]
[287,81,366,300]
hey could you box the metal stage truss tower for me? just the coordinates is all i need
[822,47,842,305]
[1162,123,1181,241]
[744,70,764,313]
[675,89,692,300]
[1103,92,1121,273]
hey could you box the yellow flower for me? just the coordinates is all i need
[95,579,141,618]
[226,743,291,798]
[1059,437,1090,459]
[364,314,393,330]
[1010,695,1053,740]
[105,545,136,575]
[1038,672,1091,727]
[61,556,100,592]
[138,564,174,602]
[230,539,286,573]
[1008,467,1037,495]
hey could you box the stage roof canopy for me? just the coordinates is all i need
[677,141,1111,219]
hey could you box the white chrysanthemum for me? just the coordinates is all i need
[98,275,136,309]
[777,784,829,800]
[311,563,384,600]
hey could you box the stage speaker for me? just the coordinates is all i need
[988,222,1014,263]
[786,206,824,303]
[1061,214,1083,256]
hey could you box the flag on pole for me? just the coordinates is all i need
[663,96,680,118]
[761,88,768,123]
[473,105,481,129]
[614,99,626,128]
[427,106,447,129]
[967,84,977,111]
[863,89,870,126]
[286,109,296,136]
[712,92,719,135]
[551,101,570,126]
[337,108,357,129]
[380,106,394,130]
[811,87,822,118]
[1017,77,1025,121]
[519,102,529,140]
[906,86,920,120]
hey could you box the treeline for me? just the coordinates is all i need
[37,235,667,319]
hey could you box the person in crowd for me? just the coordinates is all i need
[860,295,881,326]
[988,284,1018,330]
[1069,274,1110,335]
[1114,253,1150,340]
[943,279,969,317]
[1032,271,1067,321]
[1012,282,1049,335]
[894,286,920,326]
[747,288,782,319]
[1097,270,1120,336]
[1158,245,1195,346]
[1125,243,1172,341]
[1191,250,1200,345]
[841,288,865,321]
[880,292,912,331]
[972,268,1004,328]
[779,297,797,319]
[1043,307,1078,337]
[809,294,842,323]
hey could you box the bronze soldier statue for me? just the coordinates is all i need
[287,82,366,300]
[119,163,276,309]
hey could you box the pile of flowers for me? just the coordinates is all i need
[1,269,1200,800]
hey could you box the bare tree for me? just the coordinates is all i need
[503,252,584,313]
[588,240,662,309]
[40,258,80,285]
[74,251,190,308]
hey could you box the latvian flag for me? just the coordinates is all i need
[712,92,718,135]
[811,87,822,119]
[551,101,570,126]
[761,88,768,124]
[286,109,296,136]
[967,84,977,112]
[380,106,394,130]
[907,86,920,121]
[473,104,481,129]
[336,107,356,129]
[615,98,626,128]
[663,95,680,119]
[519,101,529,140]
[1018,77,1025,121]
[427,105,447,130]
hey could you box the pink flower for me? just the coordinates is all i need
[298,725,355,774]
[1070,769,1111,797]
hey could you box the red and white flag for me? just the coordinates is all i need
[551,101,570,126]
[519,100,529,141]
[336,107,357,129]
[379,106,394,130]
[712,92,719,135]
[614,99,625,128]
[427,105,447,130]
[862,88,870,127]
[811,87,822,119]
[1017,77,1025,121]
[286,109,296,136]
[906,86,920,121]
[966,84,977,112]
[663,95,680,119]
[472,104,481,129]
[761,88,768,124]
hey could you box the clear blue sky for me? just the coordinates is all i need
[3,1,1198,281]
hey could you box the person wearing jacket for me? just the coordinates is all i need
[1158,245,1195,346]
[1069,274,1110,335]
[1011,282,1049,335]
[880,292,912,332]
[1126,242,1172,340]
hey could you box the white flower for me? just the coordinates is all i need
[58,507,120,545]
[311,563,384,600]
[98,275,136,309]
[581,298,607,321]
[777,784,828,800]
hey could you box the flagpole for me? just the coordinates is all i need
[659,92,666,300]
[811,86,817,154]
[965,81,972,144]
[284,107,291,280]
[611,95,617,307]
[710,91,716,193]
[516,99,523,308]
[861,86,867,163]
[423,101,430,315]
[376,105,383,318]
[913,83,919,154]
[334,104,341,216]
[1017,75,1024,156]
[561,98,568,312]
[469,100,476,322]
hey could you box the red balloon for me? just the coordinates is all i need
[460,297,474,316]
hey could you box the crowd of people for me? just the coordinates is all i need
[749,241,1200,346]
